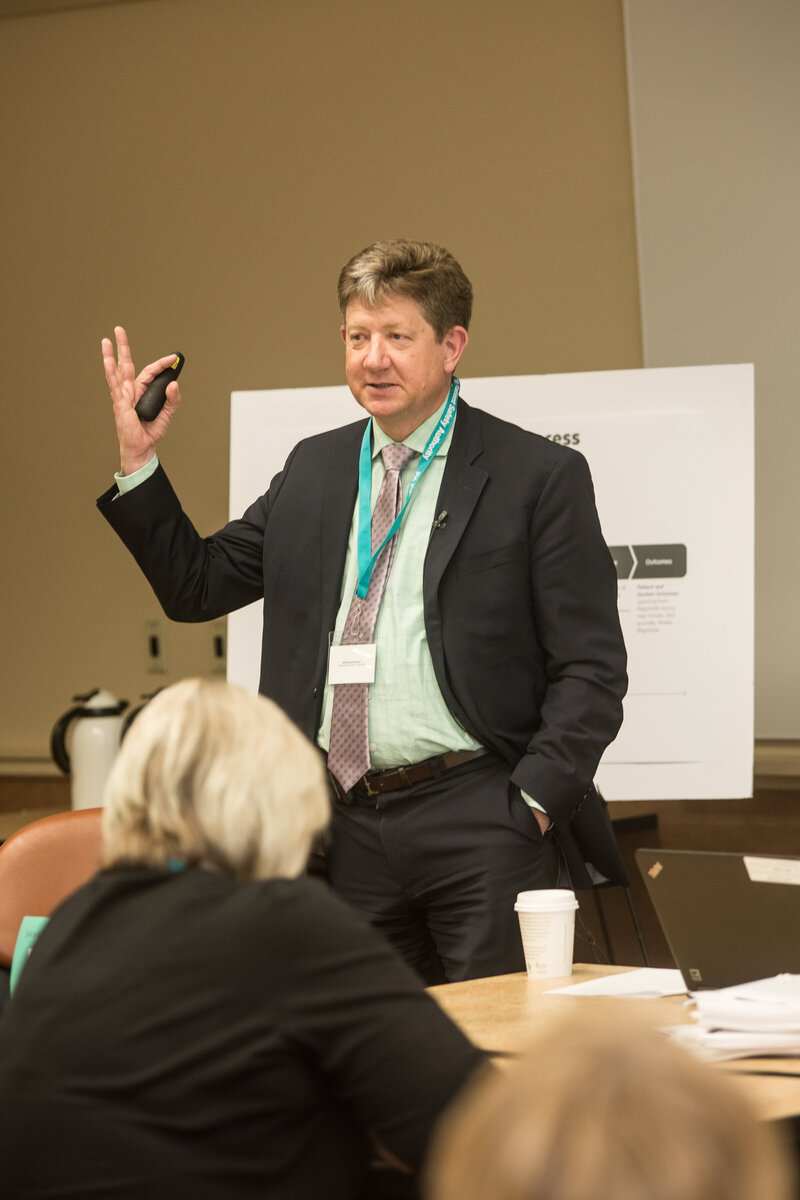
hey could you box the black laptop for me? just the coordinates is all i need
[636,848,800,991]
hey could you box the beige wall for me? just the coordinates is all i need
[0,0,641,763]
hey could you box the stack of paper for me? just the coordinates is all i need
[669,974,800,1061]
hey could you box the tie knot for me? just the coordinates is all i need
[381,443,415,473]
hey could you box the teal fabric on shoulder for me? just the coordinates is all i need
[9,915,50,995]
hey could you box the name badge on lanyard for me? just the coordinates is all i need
[328,641,377,685]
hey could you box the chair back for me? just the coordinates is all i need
[0,808,103,965]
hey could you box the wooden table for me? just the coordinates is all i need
[428,963,800,1123]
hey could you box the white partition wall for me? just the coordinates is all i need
[230,364,754,801]
[623,0,800,739]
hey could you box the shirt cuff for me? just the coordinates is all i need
[520,789,547,816]
[115,455,159,495]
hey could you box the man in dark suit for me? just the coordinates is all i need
[99,239,627,984]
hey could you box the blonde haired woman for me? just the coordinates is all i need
[425,1004,795,1200]
[0,680,483,1200]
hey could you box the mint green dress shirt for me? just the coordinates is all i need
[316,401,481,767]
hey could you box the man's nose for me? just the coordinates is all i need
[364,335,390,368]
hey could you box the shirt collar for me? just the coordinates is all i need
[370,392,457,460]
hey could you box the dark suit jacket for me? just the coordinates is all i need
[98,399,628,888]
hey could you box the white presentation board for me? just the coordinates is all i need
[229,363,754,801]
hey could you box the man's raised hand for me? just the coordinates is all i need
[102,325,182,476]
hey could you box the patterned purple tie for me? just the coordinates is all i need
[327,442,416,792]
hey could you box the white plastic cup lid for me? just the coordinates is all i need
[514,888,578,912]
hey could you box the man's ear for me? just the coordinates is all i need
[443,326,469,373]
[340,324,347,344]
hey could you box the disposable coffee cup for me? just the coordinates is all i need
[515,889,579,979]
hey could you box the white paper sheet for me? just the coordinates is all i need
[546,968,687,998]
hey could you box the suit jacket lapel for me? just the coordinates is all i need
[425,400,488,593]
[319,405,487,605]
[320,421,364,621]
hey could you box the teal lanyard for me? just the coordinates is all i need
[354,378,459,599]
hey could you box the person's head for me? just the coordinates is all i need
[337,240,473,339]
[425,1005,795,1200]
[338,240,472,441]
[101,679,330,880]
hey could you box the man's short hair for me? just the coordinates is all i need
[337,239,473,340]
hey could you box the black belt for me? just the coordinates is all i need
[330,747,488,802]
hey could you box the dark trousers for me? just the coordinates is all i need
[327,754,565,985]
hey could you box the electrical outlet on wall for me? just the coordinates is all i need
[144,619,168,674]
[209,619,227,677]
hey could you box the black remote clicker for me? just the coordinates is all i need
[135,352,185,421]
